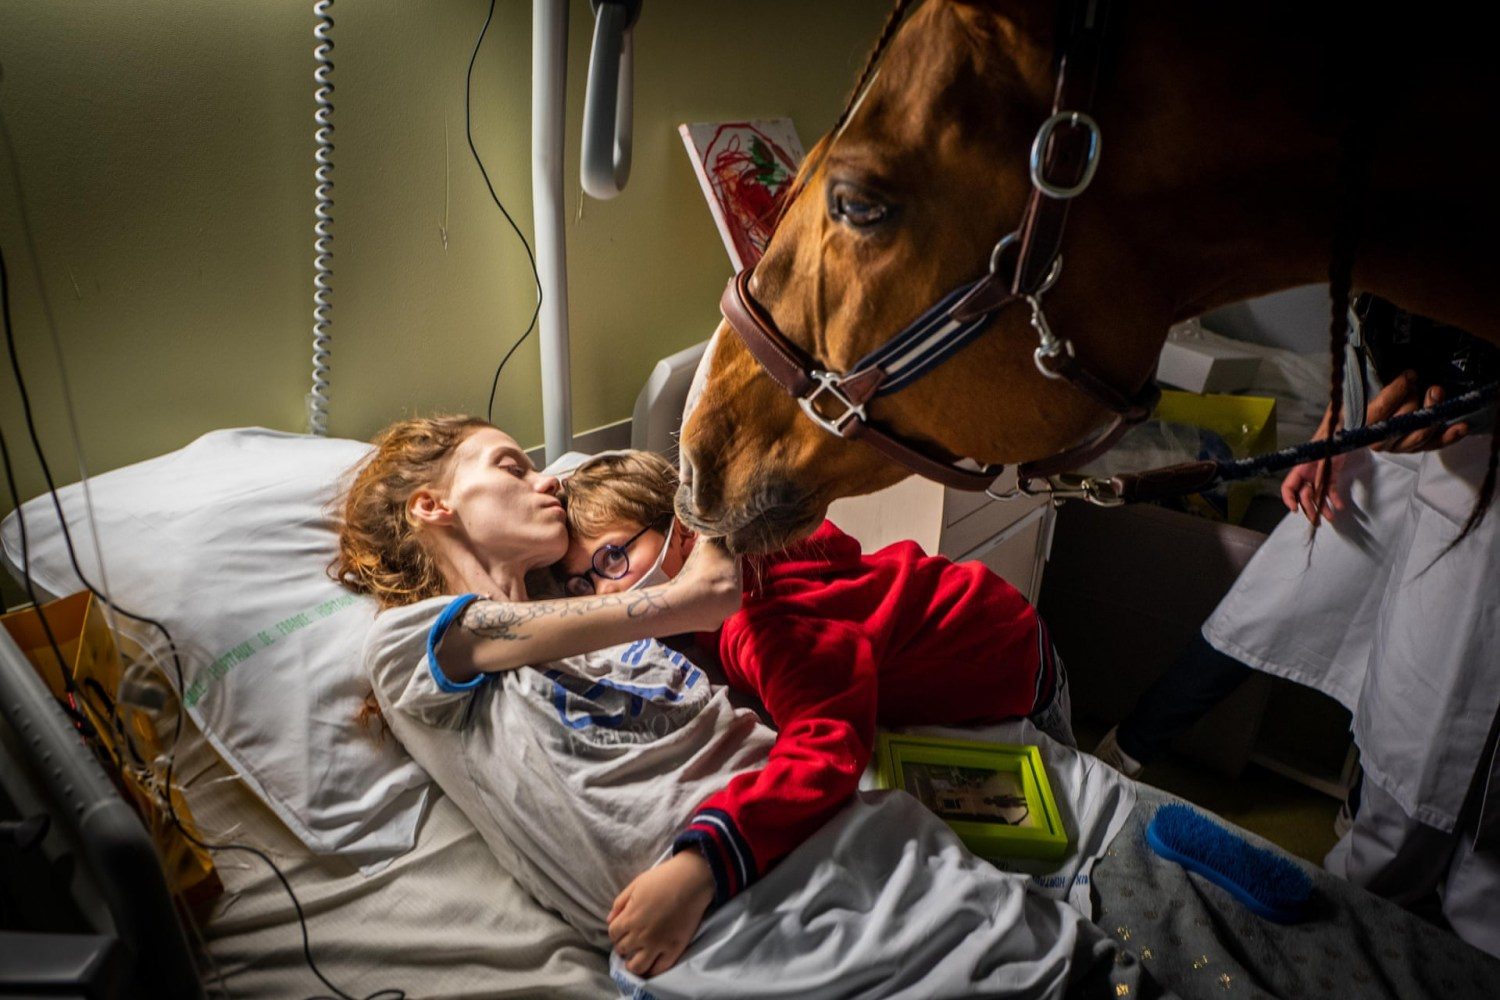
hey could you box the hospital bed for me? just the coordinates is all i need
[3,350,1499,999]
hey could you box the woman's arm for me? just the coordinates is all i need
[437,538,742,682]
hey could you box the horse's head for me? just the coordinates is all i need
[678,1,1171,553]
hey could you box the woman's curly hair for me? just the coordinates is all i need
[333,415,492,608]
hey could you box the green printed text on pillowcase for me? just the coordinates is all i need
[184,594,360,708]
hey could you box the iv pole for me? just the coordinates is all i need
[530,0,641,465]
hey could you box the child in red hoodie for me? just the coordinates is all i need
[557,450,1072,973]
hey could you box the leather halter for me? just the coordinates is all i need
[718,0,1159,495]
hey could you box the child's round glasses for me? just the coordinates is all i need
[562,518,668,597]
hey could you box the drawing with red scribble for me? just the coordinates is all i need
[679,119,805,270]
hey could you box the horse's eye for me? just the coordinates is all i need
[828,182,889,228]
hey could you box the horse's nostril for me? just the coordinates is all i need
[674,483,700,523]
[675,451,723,527]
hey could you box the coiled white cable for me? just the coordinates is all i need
[309,0,334,436]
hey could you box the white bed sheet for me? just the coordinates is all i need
[173,714,613,999]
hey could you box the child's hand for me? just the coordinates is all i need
[607,849,715,979]
[672,537,742,632]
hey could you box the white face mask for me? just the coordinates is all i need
[627,520,675,591]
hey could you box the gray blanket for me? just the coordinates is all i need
[612,790,1168,999]
[1093,786,1500,1000]
[608,721,1499,999]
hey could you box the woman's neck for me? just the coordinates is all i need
[437,545,531,602]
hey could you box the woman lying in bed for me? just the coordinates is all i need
[333,415,1164,998]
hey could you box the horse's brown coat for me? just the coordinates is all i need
[678,1,1500,553]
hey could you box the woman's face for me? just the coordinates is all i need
[439,427,568,571]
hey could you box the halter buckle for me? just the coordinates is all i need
[799,370,868,437]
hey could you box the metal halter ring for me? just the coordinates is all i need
[988,232,1063,294]
[798,370,868,437]
[1029,110,1102,200]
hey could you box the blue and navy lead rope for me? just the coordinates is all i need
[1213,380,1499,485]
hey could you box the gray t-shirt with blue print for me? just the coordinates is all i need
[364,595,774,946]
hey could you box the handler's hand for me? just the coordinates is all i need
[1281,451,1345,526]
[673,537,742,633]
[608,850,715,979]
[1367,370,1469,455]
[1281,371,1470,525]
[1282,401,1348,526]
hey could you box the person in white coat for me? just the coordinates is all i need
[1097,310,1500,957]
[1206,412,1498,946]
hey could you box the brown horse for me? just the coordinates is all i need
[676,0,1500,554]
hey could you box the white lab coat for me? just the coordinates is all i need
[1202,446,1417,716]
[1205,434,1499,831]
[1203,433,1500,956]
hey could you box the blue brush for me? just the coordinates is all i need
[1145,804,1312,924]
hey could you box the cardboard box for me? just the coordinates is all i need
[3,592,223,916]
[1156,326,1263,394]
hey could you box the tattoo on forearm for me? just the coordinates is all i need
[461,589,673,642]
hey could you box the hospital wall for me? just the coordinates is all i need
[0,0,888,520]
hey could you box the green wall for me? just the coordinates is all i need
[0,0,888,513]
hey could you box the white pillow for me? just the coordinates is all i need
[1,428,431,870]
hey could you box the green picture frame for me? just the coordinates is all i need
[873,732,1071,861]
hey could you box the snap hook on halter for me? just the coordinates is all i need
[1014,473,1124,507]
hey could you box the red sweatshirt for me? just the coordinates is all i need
[672,520,1057,905]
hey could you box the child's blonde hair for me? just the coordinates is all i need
[563,450,679,539]
[333,414,493,608]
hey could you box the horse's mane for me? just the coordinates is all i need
[831,0,916,140]
[771,0,916,229]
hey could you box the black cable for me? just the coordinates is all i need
[2,241,403,1000]
[466,0,543,423]
[0,423,96,737]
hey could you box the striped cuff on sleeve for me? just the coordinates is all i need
[426,593,484,693]
[1030,617,1059,714]
[671,808,758,907]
